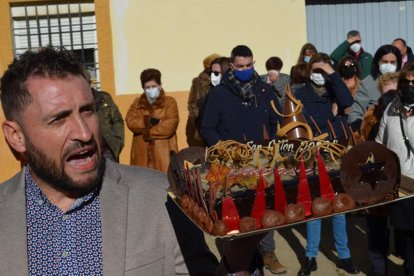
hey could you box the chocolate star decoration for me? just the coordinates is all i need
[358,153,387,190]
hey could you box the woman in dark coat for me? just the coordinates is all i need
[295,53,359,276]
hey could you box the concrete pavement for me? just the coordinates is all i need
[204,214,404,276]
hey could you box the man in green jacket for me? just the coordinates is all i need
[92,88,125,162]
[331,30,373,79]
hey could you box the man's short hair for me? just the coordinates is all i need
[0,45,87,122]
[230,45,253,62]
[265,57,283,71]
[140,68,161,88]
[393,38,407,46]
[347,30,360,39]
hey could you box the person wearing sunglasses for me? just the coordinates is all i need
[376,62,414,276]
[187,53,221,147]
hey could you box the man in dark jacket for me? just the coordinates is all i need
[92,88,125,162]
[200,45,282,146]
[200,45,285,275]
[331,30,373,80]
[392,38,414,67]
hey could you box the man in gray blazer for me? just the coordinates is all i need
[0,46,189,275]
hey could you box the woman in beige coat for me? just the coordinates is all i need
[126,68,179,173]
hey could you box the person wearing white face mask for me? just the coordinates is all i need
[347,45,402,132]
[210,71,221,86]
[126,68,179,173]
[294,53,359,276]
[186,53,222,147]
[331,30,373,79]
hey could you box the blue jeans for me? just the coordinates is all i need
[305,214,350,259]
[260,230,275,253]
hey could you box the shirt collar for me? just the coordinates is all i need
[403,55,408,64]
[24,165,98,213]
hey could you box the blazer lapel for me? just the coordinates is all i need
[100,162,129,275]
[0,171,29,274]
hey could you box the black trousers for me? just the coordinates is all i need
[397,229,414,276]
[366,213,389,275]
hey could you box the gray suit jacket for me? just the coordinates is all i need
[0,161,189,275]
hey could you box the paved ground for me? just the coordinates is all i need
[204,213,405,276]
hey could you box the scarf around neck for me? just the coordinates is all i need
[227,70,259,103]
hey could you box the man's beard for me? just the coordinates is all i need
[24,139,106,197]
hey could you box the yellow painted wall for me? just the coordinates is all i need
[110,0,308,165]
[0,0,307,181]
[110,0,307,94]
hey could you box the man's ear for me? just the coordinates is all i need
[230,63,235,71]
[2,120,26,153]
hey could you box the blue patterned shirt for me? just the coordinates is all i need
[25,167,103,275]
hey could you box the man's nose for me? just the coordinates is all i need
[70,116,93,142]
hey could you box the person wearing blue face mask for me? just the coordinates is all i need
[297,43,318,64]
[200,45,284,275]
[200,45,282,146]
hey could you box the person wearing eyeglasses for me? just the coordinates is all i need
[186,53,221,147]
[330,30,373,80]
[336,56,364,143]
[376,62,414,276]
[337,56,361,99]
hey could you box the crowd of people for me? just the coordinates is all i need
[0,29,414,275]
[115,30,413,275]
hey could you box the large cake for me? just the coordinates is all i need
[168,87,400,236]
[167,139,400,236]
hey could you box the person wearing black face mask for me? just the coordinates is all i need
[355,72,399,276]
[400,78,414,105]
[337,56,361,97]
[376,62,414,276]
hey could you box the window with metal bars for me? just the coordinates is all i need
[11,2,100,88]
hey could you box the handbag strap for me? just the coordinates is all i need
[399,112,414,159]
